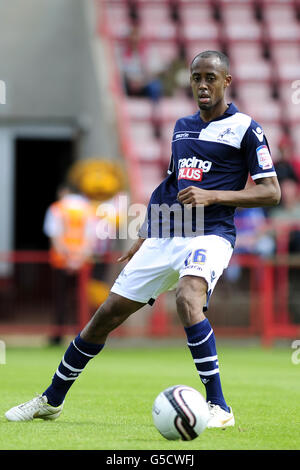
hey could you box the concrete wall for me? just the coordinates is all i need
[0,0,120,256]
[0,0,119,159]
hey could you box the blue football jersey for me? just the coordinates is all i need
[139,103,277,247]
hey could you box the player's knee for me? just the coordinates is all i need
[176,286,204,313]
[175,286,190,312]
[176,276,207,302]
[175,277,207,325]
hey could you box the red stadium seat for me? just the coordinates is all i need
[229,42,265,62]
[264,0,299,34]
[178,2,215,23]
[217,0,256,3]
[271,43,300,83]
[134,0,170,3]
[230,42,273,84]
[279,81,300,104]
[180,20,220,41]
[274,62,300,84]
[177,1,219,41]
[220,1,263,43]
[241,97,282,124]
[290,124,300,156]
[103,3,131,40]
[237,82,274,102]
[223,22,263,43]
[229,43,271,83]
[262,2,297,24]
[129,122,155,141]
[271,43,300,63]
[220,2,257,23]
[154,97,197,122]
[137,3,177,41]
[266,22,300,43]
[232,57,273,83]
[137,19,177,41]
[138,3,172,23]
[279,84,300,124]
[258,0,296,6]
[123,98,155,122]
[131,138,162,162]
[177,0,214,3]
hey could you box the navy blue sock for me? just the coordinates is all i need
[43,334,104,407]
[184,319,229,412]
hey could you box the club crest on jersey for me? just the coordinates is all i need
[217,127,235,143]
[256,145,273,170]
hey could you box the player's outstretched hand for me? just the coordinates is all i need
[177,186,216,206]
[117,237,145,264]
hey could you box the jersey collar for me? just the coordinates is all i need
[198,102,238,123]
[224,102,239,115]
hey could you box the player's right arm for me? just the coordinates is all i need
[118,154,178,263]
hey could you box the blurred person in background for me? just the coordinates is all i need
[160,46,191,98]
[43,183,96,344]
[66,158,129,311]
[269,178,300,254]
[274,134,300,186]
[225,206,275,282]
[268,178,300,324]
[118,25,162,101]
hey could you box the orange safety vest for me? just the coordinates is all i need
[48,197,95,269]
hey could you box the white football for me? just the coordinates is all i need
[152,385,210,441]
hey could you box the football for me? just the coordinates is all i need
[152,385,210,441]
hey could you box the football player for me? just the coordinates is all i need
[5,51,280,427]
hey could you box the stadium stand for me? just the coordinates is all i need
[96,0,300,344]
[104,1,131,39]
[3,1,299,345]
[100,0,300,202]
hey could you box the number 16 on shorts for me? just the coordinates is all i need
[184,249,207,267]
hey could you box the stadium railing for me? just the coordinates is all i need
[0,243,299,345]
[0,251,91,338]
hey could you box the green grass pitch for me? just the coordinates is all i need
[1,342,300,450]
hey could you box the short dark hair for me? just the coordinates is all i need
[190,50,230,74]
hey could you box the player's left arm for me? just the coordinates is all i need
[178,176,280,208]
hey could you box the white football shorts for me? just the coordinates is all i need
[111,235,233,309]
